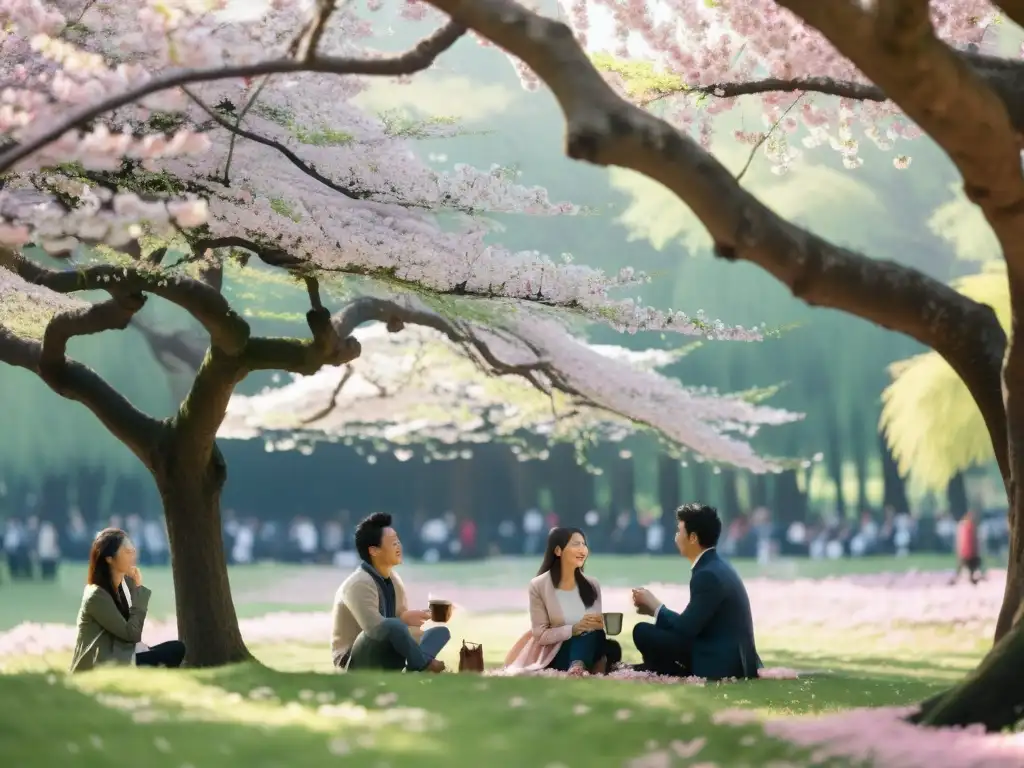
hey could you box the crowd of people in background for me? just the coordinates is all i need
[0,500,1010,583]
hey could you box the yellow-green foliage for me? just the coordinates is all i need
[591,52,686,102]
[880,263,1008,490]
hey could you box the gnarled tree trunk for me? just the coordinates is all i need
[154,440,251,668]
[914,284,1024,730]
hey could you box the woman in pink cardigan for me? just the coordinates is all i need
[503,527,621,675]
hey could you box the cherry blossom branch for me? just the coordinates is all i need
[183,88,496,216]
[421,0,1009,480]
[191,235,301,270]
[0,251,249,353]
[0,20,467,175]
[663,50,1024,121]
[735,96,803,184]
[183,87,368,202]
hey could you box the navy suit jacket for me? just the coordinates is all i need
[656,549,762,679]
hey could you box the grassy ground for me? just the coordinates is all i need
[0,553,964,631]
[0,615,985,767]
[0,556,990,767]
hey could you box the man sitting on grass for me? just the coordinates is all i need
[331,512,448,673]
[630,503,762,680]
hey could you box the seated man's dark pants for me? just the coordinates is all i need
[546,630,621,671]
[632,622,690,676]
[343,619,450,671]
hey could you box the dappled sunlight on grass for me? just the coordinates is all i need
[72,667,445,751]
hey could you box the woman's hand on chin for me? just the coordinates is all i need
[129,566,143,586]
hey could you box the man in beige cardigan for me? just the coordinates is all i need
[331,512,448,672]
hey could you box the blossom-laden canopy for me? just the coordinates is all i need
[220,311,800,468]
[0,0,797,473]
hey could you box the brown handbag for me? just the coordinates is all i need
[458,641,484,673]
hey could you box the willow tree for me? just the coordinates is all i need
[0,2,792,666]
[881,263,1009,493]
[442,0,1024,731]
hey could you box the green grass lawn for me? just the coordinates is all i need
[0,611,987,767]
[0,556,991,766]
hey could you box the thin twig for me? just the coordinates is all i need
[300,366,353,424]
[735,95,804,184]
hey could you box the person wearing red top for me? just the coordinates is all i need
[950,510,985,585]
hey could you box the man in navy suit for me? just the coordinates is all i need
[630,503,762,680]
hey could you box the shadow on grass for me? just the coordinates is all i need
[765,650,974,684]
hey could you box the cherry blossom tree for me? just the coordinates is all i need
[0,1,784,667]
[424,0,1024,733]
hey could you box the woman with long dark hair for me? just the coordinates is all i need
[504,527,620,675]
[69,528,186,673]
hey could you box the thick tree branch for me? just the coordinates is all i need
[0,310,162,468]
[692,76,884,103]
[238,292,364,376]
[1,250,249,353]
[41,292,145,368]
[421,0,1010,482]
[192,235,303,270]
[0,21,466,175]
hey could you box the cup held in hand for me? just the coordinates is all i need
[429,599,453,623]
[603,612,623,636]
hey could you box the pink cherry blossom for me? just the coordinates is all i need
[550,0,995,171]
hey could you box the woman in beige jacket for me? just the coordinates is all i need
[503,527,620,675]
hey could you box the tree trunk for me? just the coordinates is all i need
[913,283,1024,728]
[825,405,846,515]
[772,470,807,526]
[156,443,252,668]
[946,472,969,520]
[849,412,869,512]
[720,469,741,518]
[749,473,769,508]
[610,452,635,514]
[912,617,1024,731]
[879,432,910,513]
[658,453,680,552]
